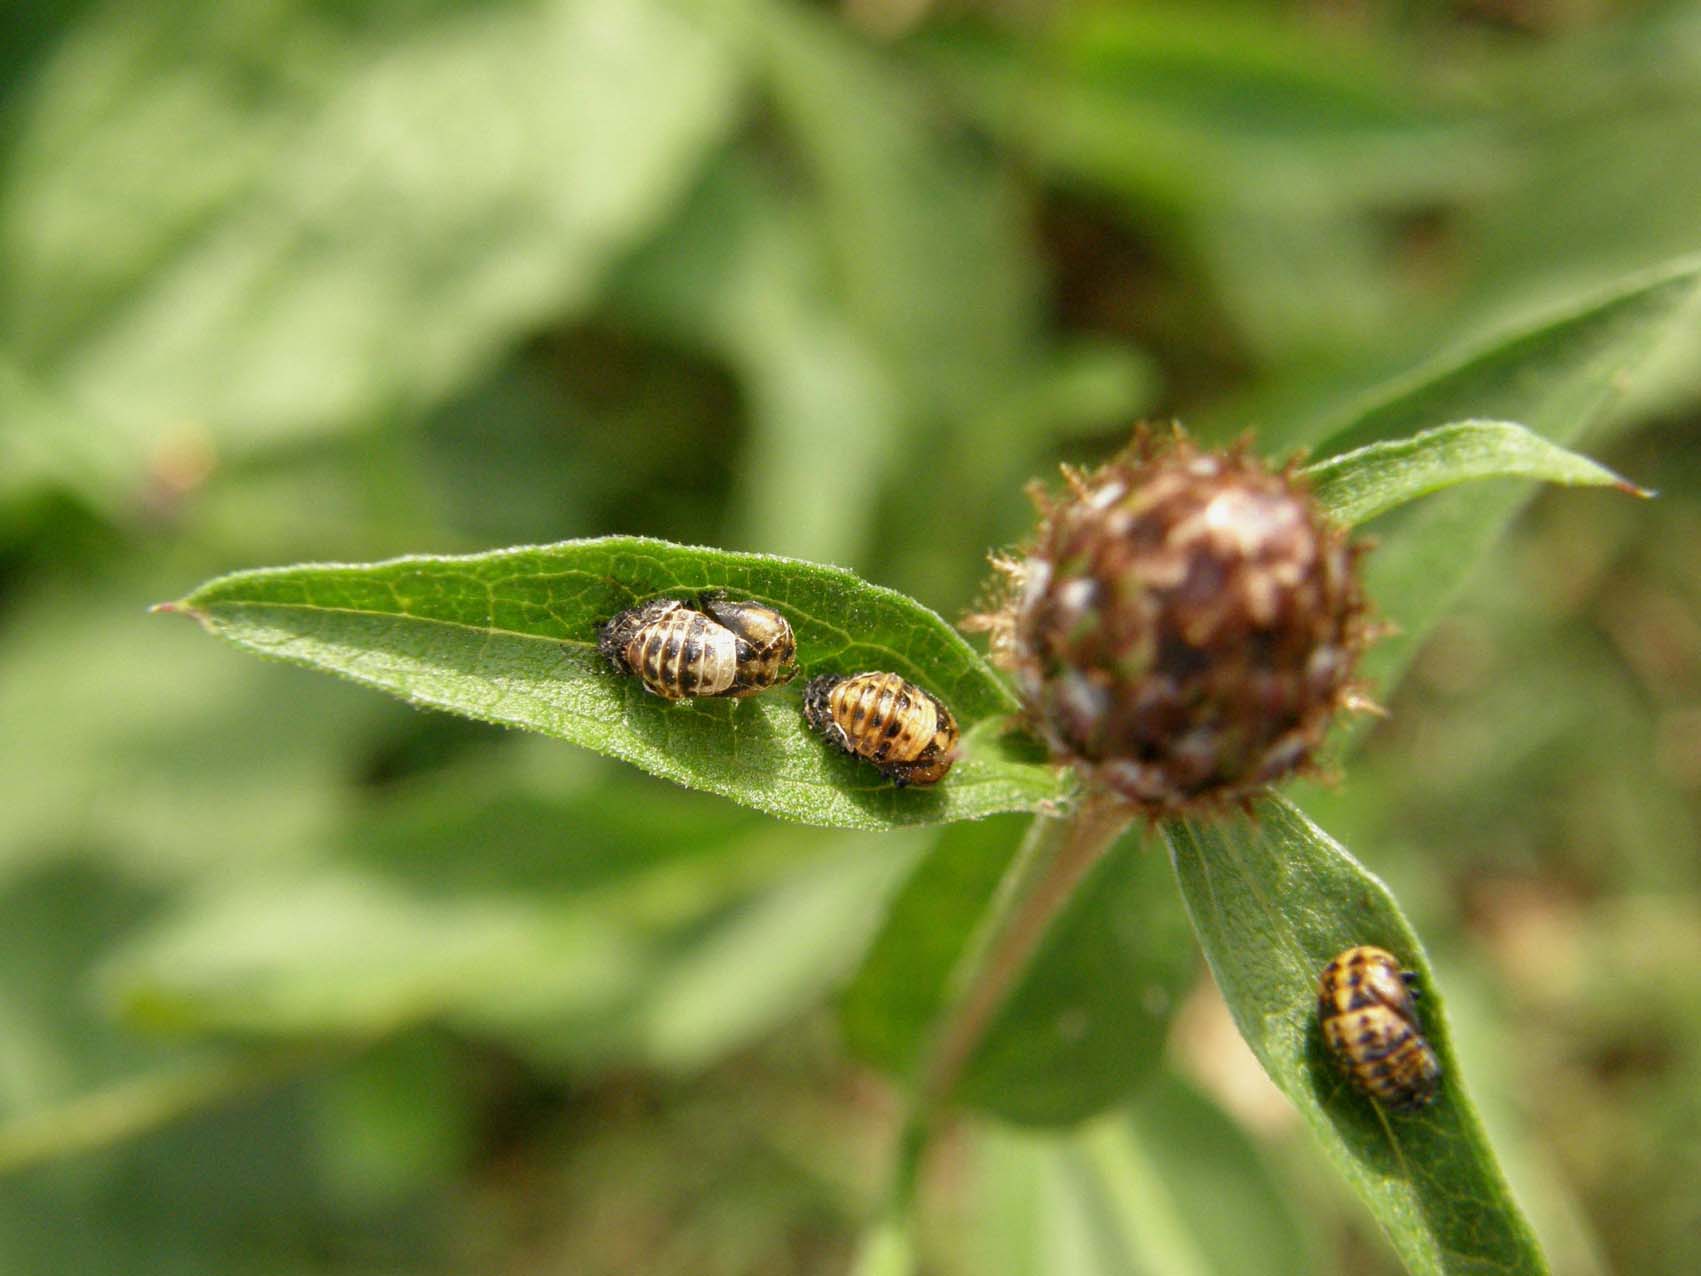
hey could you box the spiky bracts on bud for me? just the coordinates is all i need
[976,431,1372,816]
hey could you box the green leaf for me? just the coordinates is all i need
[925,8,1480,361]
[611,154,906,568]
[0,572,391,885]
[1121,1076,1317,1276]
[1163,796,1547,1276]
[1312,257,1701,706]
[1304,419,1649,529]
[108,808,922,1074]
[0,1047,328,1178]
[1310,258,1701,456]
[840,821,1021,1083]
[848,1214,916,1276]
[2,0,740,505]
[753,0,1044,425]
[159,536,1066,829]
[840,820,1194,1126]
[103,761,925,1070]
[966,1080,1314,1276]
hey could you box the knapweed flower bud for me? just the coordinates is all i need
[979,431,1371,815]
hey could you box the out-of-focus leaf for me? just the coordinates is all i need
[965,1079,1312,1276]
[0,0,741,503]
[0,1047,325,1178]
[615,4,1154,605]
[0,355,131,512]
[848,1214,916,1276]
[159,536,1066,829]
[840,821,1194,1126]
[925,6,1480,359]
[1438,970,1614,1276]
[109,778,757,1040]
[1308,259,1701,456]
[0,577,385,885]
[1466,7,1701,307]
[0,855,343,1265]
[0,864,176,1123]
[106,773,923,1070]
[1304,419,1648,529]
[1123,1075,1317,1276]
[1456,9,1701,438]
[1054,1118,1217,1276]
[612,155,904,568]
[725,4,1152,602]
[753,0,1043,425]
[597,833,923,1072]
[840,821,1019,1084]
[1163,797,1546,1276]
[309,1033,470,1207]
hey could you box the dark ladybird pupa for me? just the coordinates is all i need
[698,594,796,697]
[1317,945,1441,1112]
[974,429,1371,815]
[598,599,741,700]
[803,671,959,786]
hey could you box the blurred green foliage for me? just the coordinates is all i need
[1,1,1698,1274]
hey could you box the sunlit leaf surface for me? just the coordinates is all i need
[162,537,1066,829]
[1309,258,1701,716]
[1165,799,1547,1276]
[1306,419,1647,529]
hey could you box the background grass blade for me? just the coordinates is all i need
[1306,419,1649,529]
[159,536,1067,830]
[1163,797,1547,1276]
[0,1047,334,1177]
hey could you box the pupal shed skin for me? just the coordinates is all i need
[1317,945,1442,1112]
[599,596,798,700]
[803,671,959,786]
[697,593,797,696]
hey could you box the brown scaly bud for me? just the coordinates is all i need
[973,429,1373,816]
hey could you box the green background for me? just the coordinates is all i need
[2,1,1698,1273]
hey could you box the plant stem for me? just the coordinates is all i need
[916,789,1135,1115]
[883,791,1134,1210]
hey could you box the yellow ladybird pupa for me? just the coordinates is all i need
[1317,945,1441,1112]
[803,671,959,786]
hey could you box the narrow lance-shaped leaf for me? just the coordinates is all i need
[1163,797,1547,1276]
[1304,418,1650,529]
[1309,257,1700,701]
[158,536,1067,831]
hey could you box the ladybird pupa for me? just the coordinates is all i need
[1317,945,1441,1112]
[802,671,959,786]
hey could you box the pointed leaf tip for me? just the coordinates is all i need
[1304,419,1651,528]
[1164,797,1549,1276]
